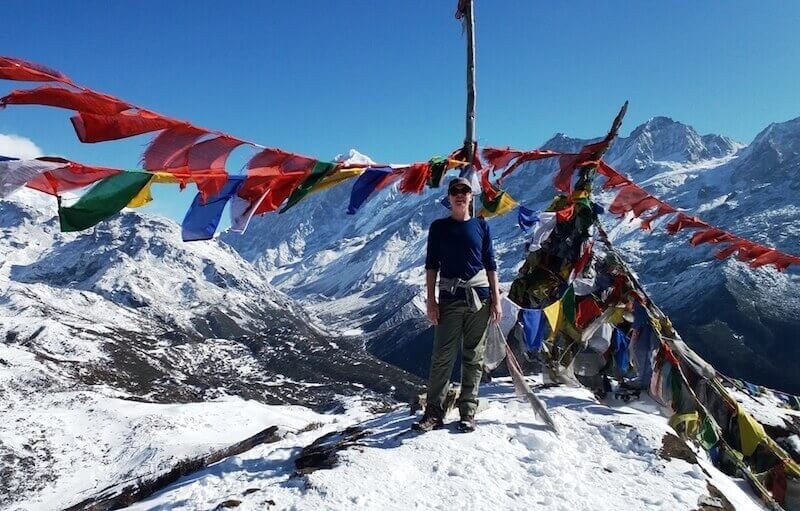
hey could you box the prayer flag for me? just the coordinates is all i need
[527,212,557,253]
[1,86,130,115]
[25,160,122,196]
[71,110,182,143]
[737,406,767,456]
[281,161,338,213]
[229,191,267,234]
[398,163,430,194]
[479,190,517,218]
[347,166,396,214]
[181,176,245,241]
[0,158,63,198]
[520,308,546,352]
[543,300,563,334]
[517,206,539,233]
[59,171,153,232]
[612,328,631,372]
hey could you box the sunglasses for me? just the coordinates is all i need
[449,186,472,195]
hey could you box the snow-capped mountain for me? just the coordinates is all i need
[0,189,421,508]
[223,116,800,392]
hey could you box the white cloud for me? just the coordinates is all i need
[0,133,43,159]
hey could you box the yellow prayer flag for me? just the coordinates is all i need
[308,168,364,197]
[126,176,155,208]
[736,406,767,456]
[479,192,518,218]
[126,172,185,208]
[543,300,563,334]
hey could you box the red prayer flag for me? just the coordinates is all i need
[71,111,183,143]
[640,204,677,230]
[576,297,603,329]
[482,148,523,170]
[398,163,430,194]
[143,125,208,170]
[0,86,130,115]
[609,184,650,216]
[689,228,734,247]
[25,160,122,195]
[0,57,70,83]
[665,213,710,235]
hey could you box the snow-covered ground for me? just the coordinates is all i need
[122,379,765,511]
[1,389,338,511]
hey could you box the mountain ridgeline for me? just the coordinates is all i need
[222,116,800,393]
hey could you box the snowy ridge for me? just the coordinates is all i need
[121,379,766,511]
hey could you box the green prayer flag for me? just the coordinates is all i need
[563,285,576,325]
[697,415,719,450]
[59,172,153,232]
[427,157,448,188]
[280,161,337,213]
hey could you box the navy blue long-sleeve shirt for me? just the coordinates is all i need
[424,217,497,301]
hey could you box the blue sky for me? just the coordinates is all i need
[1,1,799,220]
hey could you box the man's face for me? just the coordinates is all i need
[449,186,472,207]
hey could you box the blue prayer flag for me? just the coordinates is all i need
[520,308,546,351]
[612,327,631,373]
[182,176,244,242]
[518,205,539,233]
[347,167,392,215]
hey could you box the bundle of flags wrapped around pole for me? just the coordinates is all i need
[3,55,800,508]
[497,110,800,509]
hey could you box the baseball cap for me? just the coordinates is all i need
[447,177,473,193]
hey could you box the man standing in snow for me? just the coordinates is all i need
[413,177,502,433]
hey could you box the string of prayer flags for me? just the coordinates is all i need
[181,176,245,241]
[58,171,153,232]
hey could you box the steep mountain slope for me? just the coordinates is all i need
[222,116,800,392]
[0,189,421,508]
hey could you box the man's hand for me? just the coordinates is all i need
[427,299,440,326]
[490,298,503,324]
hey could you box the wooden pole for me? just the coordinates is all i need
[464,0,476,164]
[464,0,477,215]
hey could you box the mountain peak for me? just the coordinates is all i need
[615,117,740,166]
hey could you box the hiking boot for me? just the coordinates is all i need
[457,413,476,433]
[411,404,444,432]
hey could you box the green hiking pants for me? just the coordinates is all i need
[426,299,490,416]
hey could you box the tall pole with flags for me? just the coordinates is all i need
[456,0,477,214]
